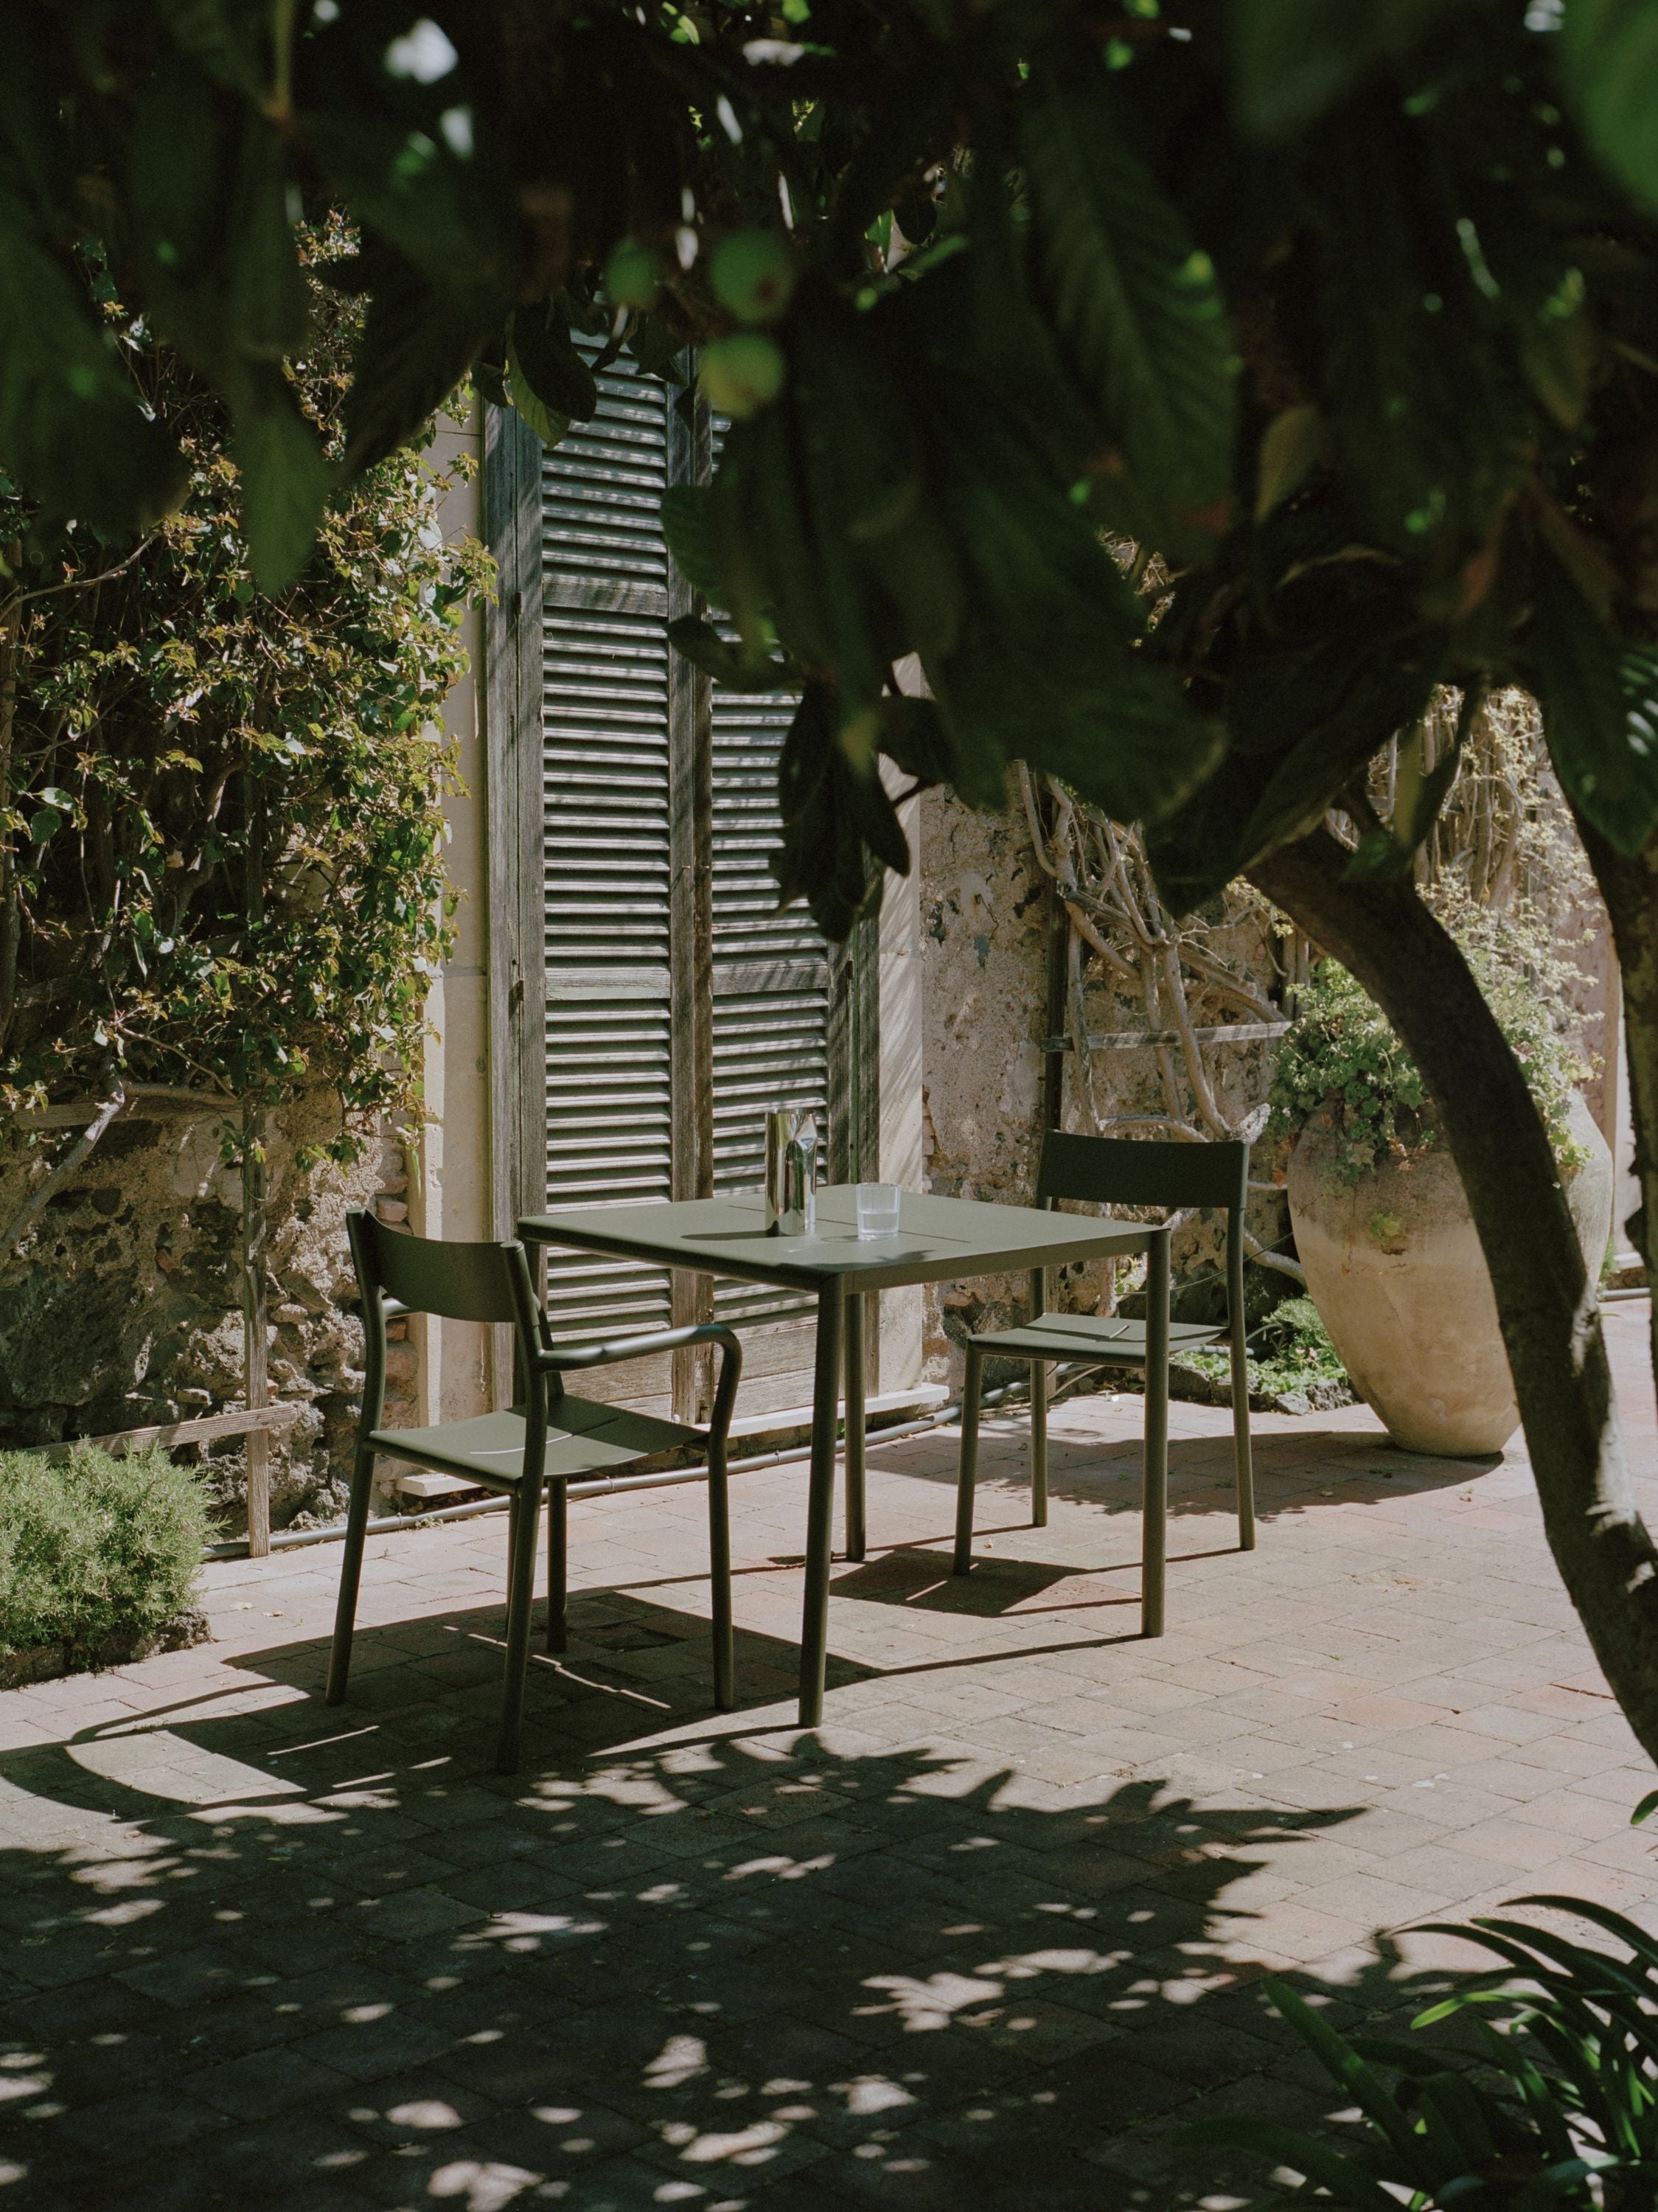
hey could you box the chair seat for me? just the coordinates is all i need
[968,1311,1227,1366]
[370,1395,699,1490]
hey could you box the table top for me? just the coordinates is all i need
[518,1186,1163,1295]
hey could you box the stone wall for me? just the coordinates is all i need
[0,1093,413,1534]
[916,782,1289,1385]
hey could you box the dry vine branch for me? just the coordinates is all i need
[1017,764,1304,1286]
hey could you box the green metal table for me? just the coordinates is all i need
[519,1185,1171,1726]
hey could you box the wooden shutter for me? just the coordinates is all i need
[532,367,843,1418]
[710,681,831,1335]
[540,359,675,1351]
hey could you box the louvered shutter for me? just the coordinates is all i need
[710,681,830,1329]
[705,414,831,1345]
[541,358,675,1342]
[537,366,837,1413]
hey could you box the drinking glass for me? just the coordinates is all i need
[856,1183,902,1239]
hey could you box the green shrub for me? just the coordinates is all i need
[1270,894,1592,1186]
[0,1445,208,1658]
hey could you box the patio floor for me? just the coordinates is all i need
[4,1306,1657,2211]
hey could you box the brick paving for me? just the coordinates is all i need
[3,1304,1657,2210]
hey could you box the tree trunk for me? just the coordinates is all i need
[1250,827,1658,1769]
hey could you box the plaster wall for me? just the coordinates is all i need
[405,410,493,1427]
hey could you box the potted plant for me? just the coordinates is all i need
[1271,896,1613,1456]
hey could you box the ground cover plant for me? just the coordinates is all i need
[1188,1888,1658,2208]
[7,4,1658,1766]
[1178,1292,1353,1411]
[0,1444,209,1665]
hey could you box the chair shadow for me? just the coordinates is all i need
[874,1408,1507,1531]
[829,1548,1140,1619]
[0,1601,1474,2212]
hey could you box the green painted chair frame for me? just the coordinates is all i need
[328,1208,743,1773]
[954,1133,1255,1575]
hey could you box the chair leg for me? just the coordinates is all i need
[496,1486,543,1776]
[546,1480,568,1652]
[953,1343,984,1574]
[326,1443,377,1705]
[843,1293,866,1562]
[1031,1356,1049,1528]
[1229,1322,1256,1551]
[1238,1398,1255,1557]
[708,1437,734,1712]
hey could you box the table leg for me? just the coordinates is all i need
[1142,1227,1169,1637]
[844,1292,866,1562]
[1028,1266,1048,1528]
[798,1280,845,1728]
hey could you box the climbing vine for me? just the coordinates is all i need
[0,222,491,1161]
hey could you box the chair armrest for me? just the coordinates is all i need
[534,1321,741,1373]
[537,1323,744,1450]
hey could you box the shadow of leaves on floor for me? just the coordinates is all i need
[0,1590,1466,2212]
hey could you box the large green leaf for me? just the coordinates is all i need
[1229,0,1471,138]
[1310,122,1531,579]
[128,57,229,288]
[772,684,908,942]
[154,0,268,100]
[0,12,73,225]
[792,287,923,543]
[302,111,514,310]
[660,483,733,603]
[661,473,769,658]
[1561,0,1658,214]
[504,342,571,450]
[342,260,485,475]
[0,187,186,531]
[509,304,598,425]
[1020,60,1238,516]
[230,122,308,363]
[1526,542,1658,856]
[231,378,333,592]
[920,377,1222,821]
[666,615,790,693]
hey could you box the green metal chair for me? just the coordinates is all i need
[329,1208,743,1773]
[954,1133,1255,1573]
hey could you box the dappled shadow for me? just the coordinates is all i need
[0,1599,1474,2211]
[872,1408,1506,1538]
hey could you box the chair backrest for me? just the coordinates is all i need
[347,1208,531,1328]
[1036,1132,1249,1217]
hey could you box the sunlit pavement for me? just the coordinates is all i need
[3,1304,1655,2210]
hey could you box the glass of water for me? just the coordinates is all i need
[856,1183,902,1239]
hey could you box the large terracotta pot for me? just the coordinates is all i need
[1286,1091,1614,1457]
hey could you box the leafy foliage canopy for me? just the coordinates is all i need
[5,1,1658,934]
